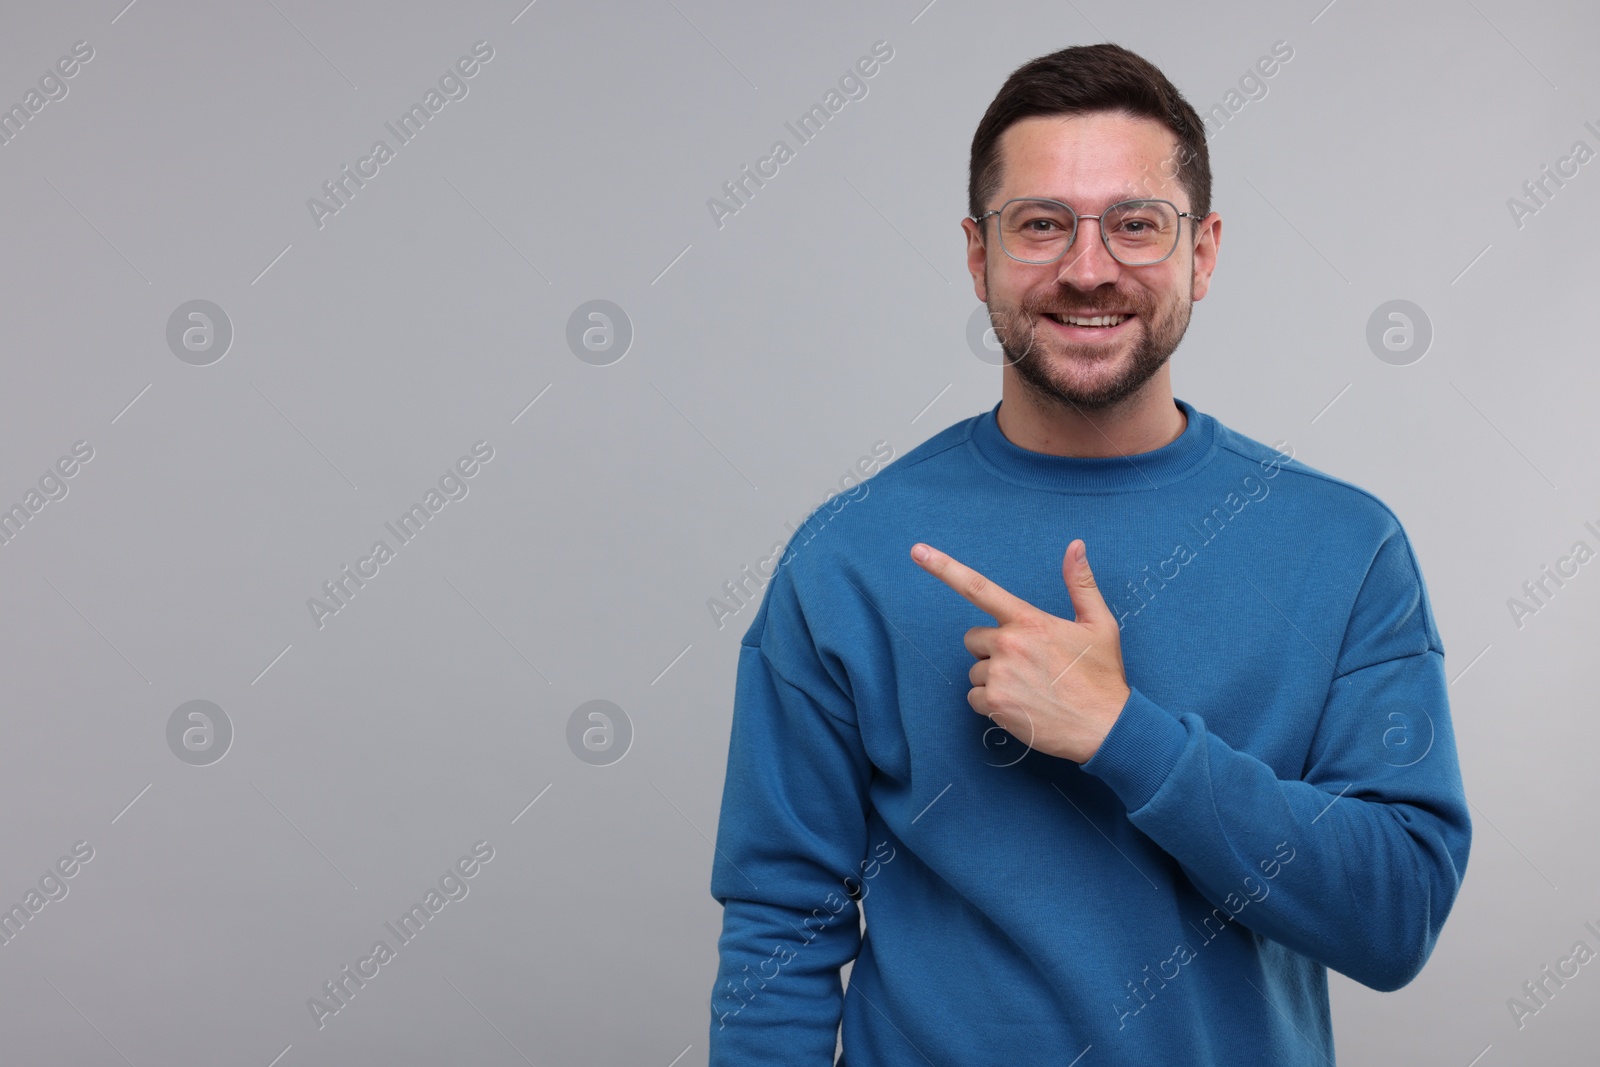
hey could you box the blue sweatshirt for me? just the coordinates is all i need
[709,397,1471,1066]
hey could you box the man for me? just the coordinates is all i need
[708,42,1470,1065]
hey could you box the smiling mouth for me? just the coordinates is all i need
[1043,312,1132,328]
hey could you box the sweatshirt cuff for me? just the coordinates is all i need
[1080,686,1189,812]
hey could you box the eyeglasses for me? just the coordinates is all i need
[970,197,1203,267]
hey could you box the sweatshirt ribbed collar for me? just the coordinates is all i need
[967,396,1217,494]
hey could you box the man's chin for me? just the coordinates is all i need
[1035,340,1134,378]
[1016,341,1164,409]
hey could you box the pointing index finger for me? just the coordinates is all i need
[911,543,1034,624]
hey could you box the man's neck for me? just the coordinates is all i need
[995,372,1187,458]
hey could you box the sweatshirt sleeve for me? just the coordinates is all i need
[1080,522,1472,992]
[708,564,874,1064]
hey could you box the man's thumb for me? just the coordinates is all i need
[1062,539,1111,626]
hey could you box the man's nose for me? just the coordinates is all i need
[1053,218,1122,290]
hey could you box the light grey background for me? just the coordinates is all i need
[0,0,1593,1063]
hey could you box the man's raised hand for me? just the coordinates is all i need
[909,539,1132,764]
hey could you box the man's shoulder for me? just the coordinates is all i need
[753,410,983,621]
[873,410,982,484]
[1205,408,1441,650]
[795,408,982,535]
[1207,410,1408,539]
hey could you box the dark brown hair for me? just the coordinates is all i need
[968,43,1211,224]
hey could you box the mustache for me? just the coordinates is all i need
[1028,295,1145,316]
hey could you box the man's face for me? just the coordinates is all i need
[962,112,1220,412]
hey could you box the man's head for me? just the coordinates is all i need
[962,44,1220,413]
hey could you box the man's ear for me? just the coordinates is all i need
[962,217,990,304]
[1190,212,1221,301]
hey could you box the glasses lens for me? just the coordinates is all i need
[1102,200,1180,265]
[998,199,1075,263]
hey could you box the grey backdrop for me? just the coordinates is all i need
[0,0,1594,1063]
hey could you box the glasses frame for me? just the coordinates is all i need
[970,197,1205,267]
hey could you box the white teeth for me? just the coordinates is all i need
[1049,313,1127,327]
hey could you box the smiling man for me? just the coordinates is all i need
[708,43,1470,1066]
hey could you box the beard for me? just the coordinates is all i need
[985,270,1193,412]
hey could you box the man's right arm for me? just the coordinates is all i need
[709,567,873,1064]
